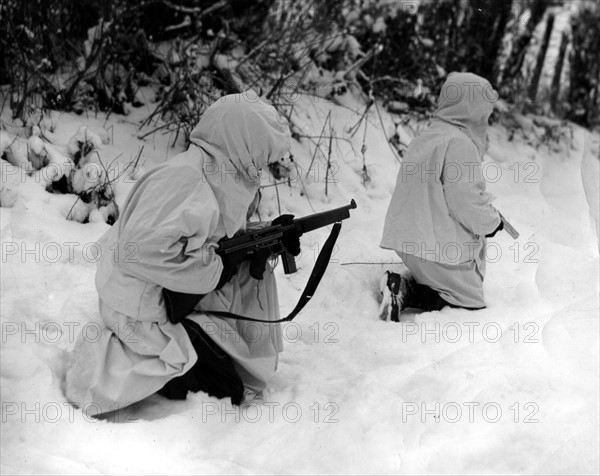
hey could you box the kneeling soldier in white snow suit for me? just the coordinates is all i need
[65,91,299,414]
[379,72,504,321]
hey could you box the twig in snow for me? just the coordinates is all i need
[306,110,331,180]
[325,123,333,196]
[274,181,282,215]
[374,99,402,163]
[66,196,82,221]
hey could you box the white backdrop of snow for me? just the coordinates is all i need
[1,94,599,475]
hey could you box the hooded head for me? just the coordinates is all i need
[189,90,291,237]
[434,72,498,156]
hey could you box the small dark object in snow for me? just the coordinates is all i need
[268,160,291,180]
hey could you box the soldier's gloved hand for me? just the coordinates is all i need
[272,214,301,256]
[485,220,504,238]
[215,239,248,290]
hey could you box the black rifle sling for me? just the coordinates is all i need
[198,222,342,323]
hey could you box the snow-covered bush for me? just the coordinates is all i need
[1,0,595,146]
[0,121,121,224]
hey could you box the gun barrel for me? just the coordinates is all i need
[295,200,357,234]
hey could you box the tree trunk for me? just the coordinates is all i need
[550,31,569,114]
[501,0,550,88]
[528,12,555,103]
[483,0,512,82]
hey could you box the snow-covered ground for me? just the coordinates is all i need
[1,94,599,475]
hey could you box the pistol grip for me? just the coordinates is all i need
[249,248,271,280]
[282,251,297,274]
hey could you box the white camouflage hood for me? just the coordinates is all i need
[189,91,291,237]
[434,72,498,156]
